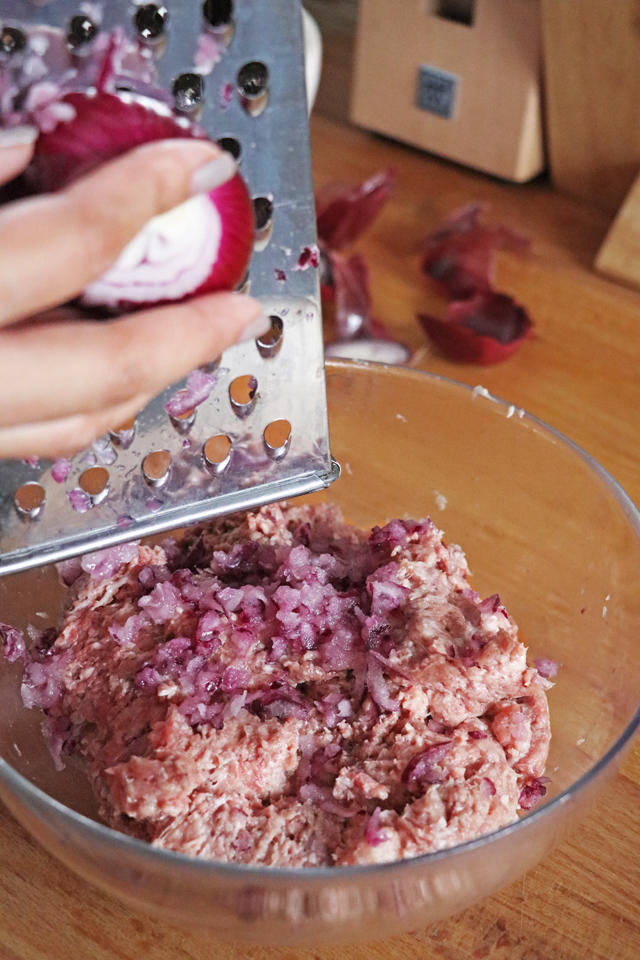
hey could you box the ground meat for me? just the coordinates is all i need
[11,504,553,867]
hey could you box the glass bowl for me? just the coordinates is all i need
[1,360,639,946]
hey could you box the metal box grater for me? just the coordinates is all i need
[0,0,339,576]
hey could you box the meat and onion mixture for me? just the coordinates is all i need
[4,504,554,867]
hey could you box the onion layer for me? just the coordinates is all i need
[27,90,254,311]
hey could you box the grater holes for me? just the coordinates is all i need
[229,375,257,418]
[217,136,241,161]
[172,73,205,116]
[235,269,250,295]
[253,196,274,251]
[203,434,232,474]
[237,61,269,117]
[202,0,234,46]
[203,0,233,28]
[67,15,98,51]
[263,420,291,461]
[142,451,171,488]
[1,26,27,56]
[14,483,45,521]
[110,414,136,448]
[134,4,169,42]
[256,316,283,358]
[79,466,110,504]
[168,394,196,434]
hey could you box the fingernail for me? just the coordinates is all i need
[0,125,39,148]
[190,151,237,195]
[237,313,273,343]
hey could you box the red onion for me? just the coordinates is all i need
[42,715,71,772]
[294,245,320,271]
[109,613,147,645]
[138,564,171,588]
[427,718,447,734]
[221,663,251,692]
[68,488,92,513]
[299,783,358,818]
[367,567,409,615]
[421,203,529,299]
[366,652,399,712]
[223,691,248,721]
[194,32,225,75]
[51,458,71,483]
[519,778,548,810]
[165,368,218,417]
[317,691,353,728]
[195,609,224,645]
[27,89,254,312]
[80,542,139,581]
[255,684,309,721]
[365,806,388,847]
[534,658,558,679]
[481,777,496,797]
[419,205,533,365]
[419,285,533,367]
[56,557,83,587]
[316,169,410,364]
[316,168,397,252]
[368,650,410,681]
[0,623,26,663]
[478,594,501,614]
[138,581,183,623]
[21,653,70,710]
[402,741,453,785]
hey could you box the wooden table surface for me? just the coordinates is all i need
[1,114,639,960]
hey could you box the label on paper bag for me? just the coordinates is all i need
[416,65,459,119]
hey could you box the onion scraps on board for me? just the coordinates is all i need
[317,168,412,365]
[419,205,534,365]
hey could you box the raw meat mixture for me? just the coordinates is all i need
[9,504,553,867]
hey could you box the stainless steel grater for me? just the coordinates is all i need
[0,0,338,576]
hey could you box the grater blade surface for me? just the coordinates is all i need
[0,0,338,576]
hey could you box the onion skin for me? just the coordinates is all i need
[28,91,203,193]
[419,292,533,365]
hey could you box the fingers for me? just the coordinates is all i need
[0,394,154,460]
[0,126,37,186]
[0,291,267,430]
[0,137,235,326]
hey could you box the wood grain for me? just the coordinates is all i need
[351,0,544,182]
[595,168,640,288]
[1,114,639,959]
[542,0,640,212]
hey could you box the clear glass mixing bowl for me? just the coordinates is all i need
[1,360,639,945]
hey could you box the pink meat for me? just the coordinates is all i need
[13,504,554,867]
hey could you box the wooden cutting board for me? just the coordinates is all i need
[542,0,640,213]
[595,168,640,288]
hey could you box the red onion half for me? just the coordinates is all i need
[27,90,254,312]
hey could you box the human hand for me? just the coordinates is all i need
[0,128,267,459]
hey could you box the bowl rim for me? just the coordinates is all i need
[2,361,640,882]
